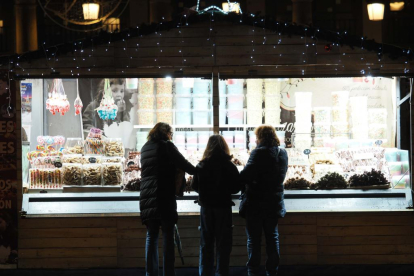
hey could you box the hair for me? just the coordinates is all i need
[255,125,280,147]
[95,78,126,101]
[147,122,172,141]
[201,134,231,161]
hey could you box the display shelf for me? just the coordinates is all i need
[134,125,213,129]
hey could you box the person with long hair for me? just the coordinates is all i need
[140,122,196,276]
[240,125,288,276]
[191,134,241,276]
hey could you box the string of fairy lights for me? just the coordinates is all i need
[0,11,412,81]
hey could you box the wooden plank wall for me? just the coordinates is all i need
[14,22,413,77]
[18,211,414,269]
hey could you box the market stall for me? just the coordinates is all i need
[2,13,414,268]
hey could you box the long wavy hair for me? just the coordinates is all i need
[201,134,231,161]
[147,122,172,141]
[255,125,280,147]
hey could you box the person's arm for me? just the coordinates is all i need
[240,149,259,185]
[227,163,241,194]
[191,165,200,193]
[167,141,196,175]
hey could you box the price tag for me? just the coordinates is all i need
[303,149,311,155]
[89,157,97,163]
[375,140,383,146]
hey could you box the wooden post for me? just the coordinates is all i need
[212,68,219,134]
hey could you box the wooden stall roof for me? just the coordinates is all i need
[1,13,413,78]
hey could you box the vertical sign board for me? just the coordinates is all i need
[0,72,18,266]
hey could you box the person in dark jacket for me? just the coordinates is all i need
[240,125,288,276]
[191,134,241,276]
[140,122,196,276]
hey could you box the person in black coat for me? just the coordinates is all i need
[240,125,288,276]
[191,134,241,276]
[140,122,196,276]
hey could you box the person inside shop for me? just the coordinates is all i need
[82,78,133,134]
[191,134,240,276]
[140,122,196,276]
[240,125,288,276]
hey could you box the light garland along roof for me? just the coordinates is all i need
[1,12,412,78]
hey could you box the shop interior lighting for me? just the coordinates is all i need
[103,17,120,33]
[390,1,404,11]
[222,2,241,14]
[0,20,3,35]
[367,1,385,21]
[82,3,100,20]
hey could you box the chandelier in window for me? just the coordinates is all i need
[37,0,129,32]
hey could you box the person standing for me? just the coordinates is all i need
[191,135,241,276]
[140,122,196,276]
[240,125,288,276]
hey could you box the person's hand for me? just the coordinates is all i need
[115,99,126,112]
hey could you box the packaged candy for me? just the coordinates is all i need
[96,79,118,120]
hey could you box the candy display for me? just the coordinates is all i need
[331,91,349,107]
[368,124,387,139]
[62,164,82,186]
[97,79,118,120]
[247,109,263,125]
[331,108,348,122]
[193,110,209,125]
[193,96,210,110]
[61,154,84,164]
[103,163,123,185]
[348,169,389,187]
[193,78,210,95]
[88,128,103,139]
[83,164,102,185]
[313,107,331,123]
[284,177,313,190]
[156,95,173,109]
[84,138,104,155]
[286,165,312,180]
[64,138,84,154]
[264,79,281,95]
[265,95,281,109]
[246,95,263,110]
[265,108,280,125]
[368,108,387,125]
[227,79,244,94]
[30,168,62,189]
[139,78,155,95]
[175,96,192,110]
[156,78,173,95]
[246,79,263,95]
[74,95,83,116]
[315,172,348,189]
[82,156,102,164]
[138,95,155,109]
[314,124,330,137]
[227,95,244,110]
[138,110,154,125]
[156,109,173,125]
[176,110,192,125]
[104,138,125,157]
[46,79,70,115]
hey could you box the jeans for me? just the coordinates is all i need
[145,219,175,276]
[245,211,280,276]
[199,206,233,276]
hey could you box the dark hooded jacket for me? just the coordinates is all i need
[191,153,241,208]
[240,144,288,218]
[140,140,195,224]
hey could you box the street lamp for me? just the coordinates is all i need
[390,1,404,11]
[367,1,384,21]
[82,3,100,20]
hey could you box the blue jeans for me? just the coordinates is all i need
[245,211,280,276]
[145,219,175,276]
[199,206,233,276]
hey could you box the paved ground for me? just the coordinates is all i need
[1,266,414,276]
